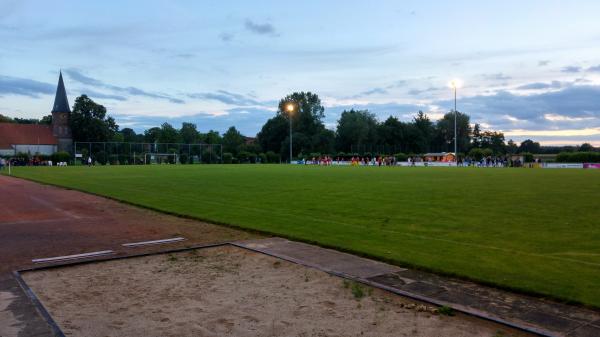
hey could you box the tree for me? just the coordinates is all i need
[204,130,222,144]
[158,122,181,144]
[579,143,594,152]
[506,139,518,155]
[70,95,118,142]
[0,114,12,123]
[277,92,325,136]
[39,115,53,125]
[480,131,506,154]
[432,111,471,153]
[471,123,482,148]
[144,127,161,143]
[180,122,199,144]
[377,116,405,146]
[335,109,378,152]
[518,139,541,154]
[258,91,332,159]
[0,114,52,125]
[412,111,434,153]
[257,115,288,153]
[222,126,245,155]
[120,128,137,143]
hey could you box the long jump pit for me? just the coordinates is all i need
[16,244,530,337]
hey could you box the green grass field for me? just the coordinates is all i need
[6,165,600,307]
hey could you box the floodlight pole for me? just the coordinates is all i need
[454,85,458,162]
[289,111,293,164]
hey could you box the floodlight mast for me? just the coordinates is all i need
[449,79,462,163]
[286,103,295,164]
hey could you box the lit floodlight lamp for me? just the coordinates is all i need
[449,78,463,89]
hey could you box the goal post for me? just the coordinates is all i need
[144,153,179,165]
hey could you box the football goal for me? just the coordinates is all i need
[144,153,179,165]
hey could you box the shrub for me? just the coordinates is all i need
[95,151,108,165]
[258,153,267,164]
[522,152,534,163]
[556,151,600,163]
[468,148,484,160]
[51,151,70,163]
[237,151,252,163]
[350,282,365,299]
[266,151,279,163]
[16,152,30,162]
[394,153,408,162]
[482,148,494,157]
[179,153,189,164]
[438,306,455,316]
[222,152,233,164]
[167,148,178,164]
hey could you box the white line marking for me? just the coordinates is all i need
[122,237,185,247]
[32,250,114,263]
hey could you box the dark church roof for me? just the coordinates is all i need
[51,71,70,113]
[0,123,57,149]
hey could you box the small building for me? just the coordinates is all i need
[423,152,456,162]
[0,71,72,156]
[0,124,58,156]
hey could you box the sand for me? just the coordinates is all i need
[22,246,529,337]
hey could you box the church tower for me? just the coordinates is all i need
[51,71,73,153]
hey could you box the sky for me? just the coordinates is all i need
[1,0,600,146]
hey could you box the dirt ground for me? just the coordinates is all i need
[0,175,258,278]
[23,245,530,337]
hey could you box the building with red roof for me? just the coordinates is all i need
[0,72,72,156]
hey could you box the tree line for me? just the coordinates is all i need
[2,92,597,162]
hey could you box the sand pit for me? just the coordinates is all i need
[21,246,529,337]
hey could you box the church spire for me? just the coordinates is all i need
[51,70,70,113]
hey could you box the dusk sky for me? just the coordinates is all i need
[2,0,600,145]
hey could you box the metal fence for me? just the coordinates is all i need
[74,142,223,165]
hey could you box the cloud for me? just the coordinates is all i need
[544,113,594,122]
[244,19,277,36]
[385,80,408,89]
[587,65,600,72]
[538,60,550,66]
[173,53,195,59]
[64,69,184,104]
[504,127,600,137]
[113,107,274,136]
[434,84,600,133]
[482,73,511,81]
[188,90,275,107]
[0,75,54,98]
[219,32,234,42]
[84,90,127,101]
[515,81,565,90]
[561,65,581,73]
[350,87,388,98]
[407,87,441,96]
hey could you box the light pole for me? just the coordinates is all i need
[286,103,295,163]
[450,79,463,163]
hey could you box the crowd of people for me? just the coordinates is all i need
[0,155,64,168]
[298,155,542,168]
[302,156,398,166]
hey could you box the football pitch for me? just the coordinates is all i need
[6,165,600,307]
